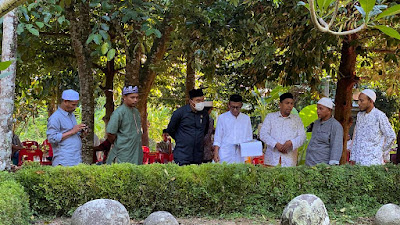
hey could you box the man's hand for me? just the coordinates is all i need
[62,123,87,141]
[72,123,87,134]
[275,143,284,153]
[282,140,293,153]
[213,146,220,163]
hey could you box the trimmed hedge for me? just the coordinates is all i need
[0,172,31,225]
[15,163,400,219]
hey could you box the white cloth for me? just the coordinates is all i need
[260,111,306,167]
[213,111,253,164]
[350,107,396,166]
[347,140,352,151]
[93,134,100,147]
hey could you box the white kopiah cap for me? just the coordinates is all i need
[361,89,376,102]
[61,89,79,101]
[317,97,335,109]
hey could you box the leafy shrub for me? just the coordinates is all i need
[0,172,31,225]
[15,163,400,219]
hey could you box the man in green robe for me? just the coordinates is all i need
[105,85,143,164]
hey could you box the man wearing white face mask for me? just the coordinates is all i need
[167,89,209,165]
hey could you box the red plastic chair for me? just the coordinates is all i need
[18,149,43,166]
[142,146,151,164]
[157,152,171,164]
[22,141,39,149]
[252,155,264,165]
[142,146,150,153]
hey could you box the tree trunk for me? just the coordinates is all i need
[128,17,172,147]
[124,32,142,87]
[102,60,116,127]
[185,50,195,104]
[47,87,60,118]
[0,9,18,171]
[334,34,359,165]
[66,1,94,164]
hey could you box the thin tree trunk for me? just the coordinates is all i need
[0,9,18,171]
[334,34,359,165]
[185,50,195,104]
[125,33,142,87]
[102,60,116,127]
[47,87,60,117]
[135,17,172,147]
[66,1,94,164]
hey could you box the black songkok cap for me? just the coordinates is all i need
[162,129,168,134]
[189,89,204,99]
[280,92,294,102]
[229,94,243,103]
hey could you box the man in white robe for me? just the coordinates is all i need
[260,93,306,167]
[350,89,395,166]
[213,94,253,164]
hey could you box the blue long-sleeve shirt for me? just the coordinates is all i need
[47,107,82,166]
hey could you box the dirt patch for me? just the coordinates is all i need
[33,216,374,225]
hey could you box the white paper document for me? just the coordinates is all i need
[239,140,263,157]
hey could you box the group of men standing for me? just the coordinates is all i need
[46,86,397,167]
[47,86,143,166]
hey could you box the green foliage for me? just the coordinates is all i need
[0,172,31,225]
[301,0,400,40]
[14,163,400,220]
[251,84,289,121]
[0,60,12,70]
[298,104,318,128]
[147,105,173,151]
[297,104,318,165]
[375,25,400,40]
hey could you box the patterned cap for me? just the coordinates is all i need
[122,86,139,95]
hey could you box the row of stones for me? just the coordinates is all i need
[71,195,400,225]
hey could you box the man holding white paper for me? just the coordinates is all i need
[213,94,253,164]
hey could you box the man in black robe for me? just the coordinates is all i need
[167,89,209,166]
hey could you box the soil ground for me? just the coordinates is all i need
[33,216,374,224]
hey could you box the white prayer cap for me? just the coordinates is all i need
[203,101,213,107]
[317,97,334,109]
[360,89,376,102]
[61,89,79,101]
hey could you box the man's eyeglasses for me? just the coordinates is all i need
[230,106,242,110]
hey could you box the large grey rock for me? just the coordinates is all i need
[71,199,130,225]
[143,211,179,225]
[281,194,329,225]
[375,203,400,225]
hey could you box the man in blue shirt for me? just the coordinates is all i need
[167,89,209,166]
[47,89,87,166]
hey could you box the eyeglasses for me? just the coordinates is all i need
[230,106,242,110]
